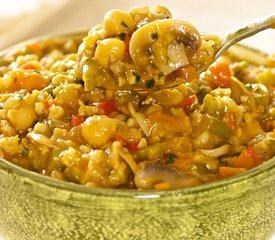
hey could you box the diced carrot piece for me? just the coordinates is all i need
[21,63,37,70]
[171,158,193,171]
[219,166,247,178]
[114,133,138,152]
[114,133,127,146]
[44,97,57,109]
[246,146,258,161]
[148,111,186,132]
[230,146,259,169]
[208,61,231,88]
[71,115,84,128]
[95,99,117,115]
[180,95,196,111]
[27,43,41,53]
[154,182,171,190]
[14,71,49,91]
[223,112,237,130]
[126,141,139,153]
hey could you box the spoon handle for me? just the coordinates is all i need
[215,14,275,59]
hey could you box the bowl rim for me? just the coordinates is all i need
[0,32,274,199]
[1,156,274,198]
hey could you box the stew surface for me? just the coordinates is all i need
[0,6,274,190]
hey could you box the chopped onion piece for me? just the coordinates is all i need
[128,102,150,136]
[154,42,189,75]
[27,133,53,148]
[200,144,230,157]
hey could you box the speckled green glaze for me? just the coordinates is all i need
[0,35,274,240]
[0,156,274,240]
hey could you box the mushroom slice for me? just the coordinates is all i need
[134,161,201,189]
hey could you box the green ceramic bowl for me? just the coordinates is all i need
[0,33,274,240]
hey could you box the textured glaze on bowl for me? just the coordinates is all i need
[0,34,274,240]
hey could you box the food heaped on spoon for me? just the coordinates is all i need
[78,6,215,90]
[0,5,274,190]
[78,8,275,91]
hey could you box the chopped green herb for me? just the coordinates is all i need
[121,21,128,28]
[158,72,164,79]
[207,115,234,139]
[85,57,93,64]
[43,83,55,96]
[74,78,84,86]
[83,100,90,105]
[145,48,152,56]
[33,70,41,74]
[32,120,38,127]
[145,79,155,88]
[118,32,126,41]
[132,71,141,83]
[14,94,23,100]
[150,32,158,40]
[165,153,176,164]
[197,87,210,103]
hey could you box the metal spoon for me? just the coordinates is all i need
[198,13,275,72]
[146,13,274,90]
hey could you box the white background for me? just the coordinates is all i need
[0,0,274,53]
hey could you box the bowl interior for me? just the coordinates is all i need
[0,32,274,197]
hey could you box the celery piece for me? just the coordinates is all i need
[82,58,116,91]
[257,69,275,87]
[46,148,64,173]
[82,60,103,91]
[207,115,234,139]
[134,143,165,160]
[203,94,220,115]
[197,86,211,104]
[115,91,138,106]
[245,83,269,108]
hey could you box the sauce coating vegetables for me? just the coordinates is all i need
[0,6,274,190]
[78,6,215,90]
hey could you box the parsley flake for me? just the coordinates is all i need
[165,153,176,164]
[145,79,155,88]
[121,21,128,28]
[132,71,141,83]
[158,72,164,79]
[150,32,158,40]
[14,94,24,100]
[118,32,126,41]
[74,78,84,86]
